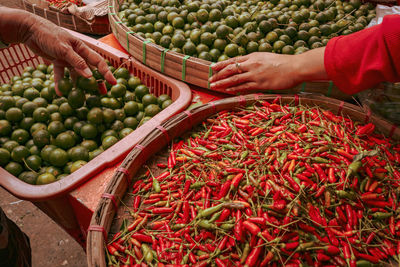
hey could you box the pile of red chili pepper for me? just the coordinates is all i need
[47,0,84,9]
[106,97,400,267]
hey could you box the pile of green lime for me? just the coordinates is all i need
[117,0,375,60]
[0,63,172,185]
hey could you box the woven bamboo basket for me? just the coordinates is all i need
[108,0,353,99]
[22,0,110,35]
[86,93,400,266]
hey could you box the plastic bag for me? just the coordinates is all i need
[358,5,400,124]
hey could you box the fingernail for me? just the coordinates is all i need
[83,68,92,78]
[210,83,215,88]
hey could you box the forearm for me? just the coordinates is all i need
[0,7,39,44]
[293,47,329,84]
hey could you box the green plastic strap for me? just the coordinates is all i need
[126,31,134,51]
[208,62,215,89]
[142,40,151,65]
[327,81,333,97]
[109,12,116,15]
[300,82,306,92]
[115,21,122,24]
[182,55,190,81]
[108,5,113,8]
[160,49,169,73]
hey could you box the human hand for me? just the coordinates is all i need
[23,16,117,96]
[209,48,328,94]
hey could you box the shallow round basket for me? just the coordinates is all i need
[86,93,400,266]
[23,0,110,35]
[108,0,353,100]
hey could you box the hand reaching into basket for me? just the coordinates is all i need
[0,7,117,95]
[209,48,329,94]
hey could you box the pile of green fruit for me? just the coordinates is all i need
[117,0,375,61]
[0,63,172,185]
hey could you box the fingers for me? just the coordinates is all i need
[63,48,93,79]
[53,62,65,96]
[210,72,253,91]
[73,40,117,86]
[210,61,249,83]
[98,82,107,95]
[211,55,249,72]
[226,82,258,93]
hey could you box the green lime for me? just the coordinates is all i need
[11,129,30,144]
[101,129,118,141]
[136,111,144,122]
[123,101,138,116]
[86,95,101,109]
[258,42,273,52]
[25,155,42,171]
[11,145,29,162]
[19,171,38,185]
[47,104,59,114]
[119,128,133,139]
[70,160,87,173]
[144,104,161,117]
[224,44,239,57]
[32,70,46,80]
[47,121,65,136]
[73,121,86,135]
[111,120,124,132]
[0,148,10,166]
[196,9,209,23]
[123,117,139,129]
[50,112,62,122]
[33,129,51,148]
[87,107,103,124]
[76,107,89,120]
[139,116,152,126]
[5,162,23,177]
[0,96,15,110]
[30,122,46,135]
[89,148,103,160]
[77,76,98,94]
[80,124,97,139]
[32,97,47,108]
[32,107,49,123]
[0,120,11,136]
[36,64,48,74]
[64,117,79,130]
[114,68,130,80]
[29,145,40,156]
[102,136,119,150]
[68,146,89,162]
[45,166,62,177]
[103,109,116,124]
[36,173,56,185]
[135,85,150,101]
[80,140,97,152]
[12,84,24,96]
[49,148,68,167]
[23,88,40,101]
[68,89,86,109]
[161,99,172,109]
[56,132,76,150]
[111,84,127,98]
[141,94,158,107]
[3,140,19,152]
[157,94,171,106]
[127,77,141,90]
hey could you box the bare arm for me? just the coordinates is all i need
[0,7,116,95]
[209,47,328,94]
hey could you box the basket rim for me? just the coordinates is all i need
[86,93,400,267]
[0,30,192,201]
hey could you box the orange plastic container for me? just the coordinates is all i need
[0,30,192,201]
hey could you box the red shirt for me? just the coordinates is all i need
[324,14,400,95]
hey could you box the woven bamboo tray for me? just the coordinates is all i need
[22,0,110,35]
[86,93,400,266]
[108,0,352,100]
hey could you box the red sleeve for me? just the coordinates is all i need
[324,14,400,95]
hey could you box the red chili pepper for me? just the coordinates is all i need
[244,239,264,267]
[218,180,231,199]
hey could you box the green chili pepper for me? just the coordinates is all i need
[198,220,216,230]
[198,203,224,218]
[346,161,362,178]
[240,150,249,160]
[190,181,206,189]
[313,157,330,163]
[142,244,153,263]
[360,178,368,193]
[240,243,250,264]
[171,224,186,230]
[278,152,287,165]
[336,190,356,200]
[220,223,235,230]
[152,178,161,193]
[356,260,373,267]
[372,212,392,220]
[209,210,223,223]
